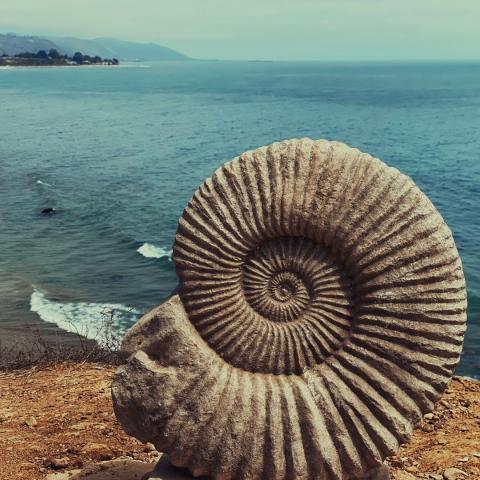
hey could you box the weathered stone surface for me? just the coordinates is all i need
[70,457,155,480]
[442,468,467,480]
[48,457,70,469]
[365,465,390,480]
[46,473,73,480]
[392,471,417,480]
[112,139,467,480]
[81,442,113,460]
[24,415,37,427]
[63,456,196,480]
[148,455,208,479]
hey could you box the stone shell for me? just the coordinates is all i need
[112,138,467,480]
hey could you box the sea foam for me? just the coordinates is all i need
[30,289,140,344]
[36,179,53,187]
[137,243,172,260]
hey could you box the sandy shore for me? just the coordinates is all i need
[0,362,478,480]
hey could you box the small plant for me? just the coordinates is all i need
[0,307,133,371]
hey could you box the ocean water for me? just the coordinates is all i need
[0,61,478,376]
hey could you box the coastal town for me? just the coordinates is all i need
[0,48,119,66]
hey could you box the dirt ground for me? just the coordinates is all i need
[0,362,478,480]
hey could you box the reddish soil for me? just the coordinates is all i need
[0,362,478,480]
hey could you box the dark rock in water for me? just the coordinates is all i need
[41,207,57,215]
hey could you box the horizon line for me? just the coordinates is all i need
[2,31,480,64]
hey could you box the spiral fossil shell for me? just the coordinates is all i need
[112,138,467,480]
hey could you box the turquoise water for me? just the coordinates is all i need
[0,61,478,376]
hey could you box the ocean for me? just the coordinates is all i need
[0,60,478,376]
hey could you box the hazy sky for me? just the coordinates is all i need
[1,0,478,61]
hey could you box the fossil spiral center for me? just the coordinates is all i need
[243,260,312,322]
[270,272,303,300]
[241,237,353,330]
[179,235,355,373]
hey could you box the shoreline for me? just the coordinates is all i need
[2,318,479,380]
[0,64,120,69]
[0,322,103,370]
[0,275,477,376]
[0,273,142,369]
[0,279,477,376]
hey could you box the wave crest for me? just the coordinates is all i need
[137,243,172,260]
[30,289,141,345]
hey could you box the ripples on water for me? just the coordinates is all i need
[0,61,478,376]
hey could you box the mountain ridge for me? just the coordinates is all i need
[0,33,189,61]
[0,33,59,56]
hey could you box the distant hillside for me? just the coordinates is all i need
[54,37,189,61]
[0,33,189,61]
[0,33,59,56]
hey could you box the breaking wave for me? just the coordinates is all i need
[36,179,53,187]
[136,242,172,260]
[30,289,141,344]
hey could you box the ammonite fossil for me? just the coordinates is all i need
[112,139,467,480]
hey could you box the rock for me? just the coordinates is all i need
[46,474,71,480]
[443,468,467,480]
[112,139,467,480]
[70,457,155,480]
[81,442,112,460]
[424,413,435,420]
[49,457,70,469]
[143,442,157,453]
[41,207,57,215]
[148,456,223,479]
[395,471,417,480]
[405,466,419,473]
[429,475,443,480]
[70,421,95,431]
[363,465,390,479]
[24,415,37,427]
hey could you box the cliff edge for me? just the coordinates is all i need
[0,363,478,480]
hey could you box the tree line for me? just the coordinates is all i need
[1,49,119,65]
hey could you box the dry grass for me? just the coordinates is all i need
[0,309,126,371]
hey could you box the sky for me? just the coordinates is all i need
[0,0,479,61]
